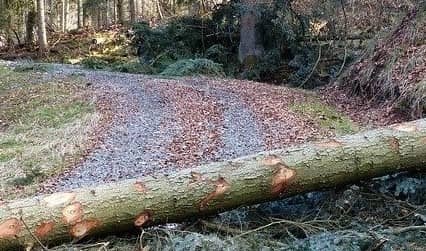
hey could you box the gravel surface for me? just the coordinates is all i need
[0,61,404,193]
[39,66,272,192]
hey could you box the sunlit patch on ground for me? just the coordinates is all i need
[0,65,101,200]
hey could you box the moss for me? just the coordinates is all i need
[290,101,358,135]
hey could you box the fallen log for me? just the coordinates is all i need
[1,119,426,250]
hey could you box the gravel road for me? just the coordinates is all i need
[1,61,403,193]
[39,65,271,192]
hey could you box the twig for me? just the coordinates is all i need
[235,218,329,238]
[200,220,242,235]
[20,215,49,251]
[392,225,426,234]
[299,40,322,88]
[336,0,348,77]
[79,242,110,250]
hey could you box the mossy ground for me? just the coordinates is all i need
[290,98,359,135]
[0,65,100,200]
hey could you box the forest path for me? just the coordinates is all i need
[5,63,393,193]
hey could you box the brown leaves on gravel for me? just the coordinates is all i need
[159,81,223,168]
[210,79,325,150]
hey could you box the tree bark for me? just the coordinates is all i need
[117,0,125,24]
[129,0,136,23]
[37,0,48,52]
[77,0,83,29]
[1,119,426,249]
[238,0,263,65]
[26,8,37,45]
[60,0,66,32]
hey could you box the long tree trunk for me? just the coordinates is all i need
[129,0,136,23]
[1,119,426,250]
[117,0,125,24]
[60,0,66,32]
[37,0,48,52]
[77,0,83,28]
[238,0,263,66]
[25,7,37,45]
[105,0,111,26]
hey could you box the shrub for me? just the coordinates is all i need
[111,61,154,74]
[81,57,109,70]
[160,58,224,77]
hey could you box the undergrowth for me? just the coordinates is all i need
[160,59,224,77]
[339,3,426,118]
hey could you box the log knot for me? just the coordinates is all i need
[388,137,400,155]
[271,165,296,195]
[199,177,231,211]
[0,218,22,239]
[134,211,152,227]
[35,221,55,238]
[263,155,297,195]
[70,220,100,238]
[62,202,84,225]
[134,181,148,193]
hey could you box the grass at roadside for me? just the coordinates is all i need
[0,65,100,200]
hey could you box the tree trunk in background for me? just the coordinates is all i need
[26,7,37,45]
[117,0,125,24]
[64,0,69,31]
[1,119,426,250]
[37,0,48,52]
[238,0,263,67]
[113,0,117,23]
[60,0,65,32]
[106,0,111,26]
[77,0,83,28]
[130,0,136,23]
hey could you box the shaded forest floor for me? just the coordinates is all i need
[1,61,424,250]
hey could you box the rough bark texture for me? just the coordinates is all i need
[238,0,264,64]
[77,0,83,28]
[37,0,48,52]
[117,0,125,24]
[1,119,426,250]
[130,0,136,23]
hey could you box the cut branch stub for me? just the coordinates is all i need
[271,165,296,195]
[0,218,22,239]
[199,177,231,210]
[134,181,147,193]
[35,221,55,238]
[62,202,84,225]
[70,219,100,238]
[263,155,296,195]
[388,137,400,154]
[134,211,152,227]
